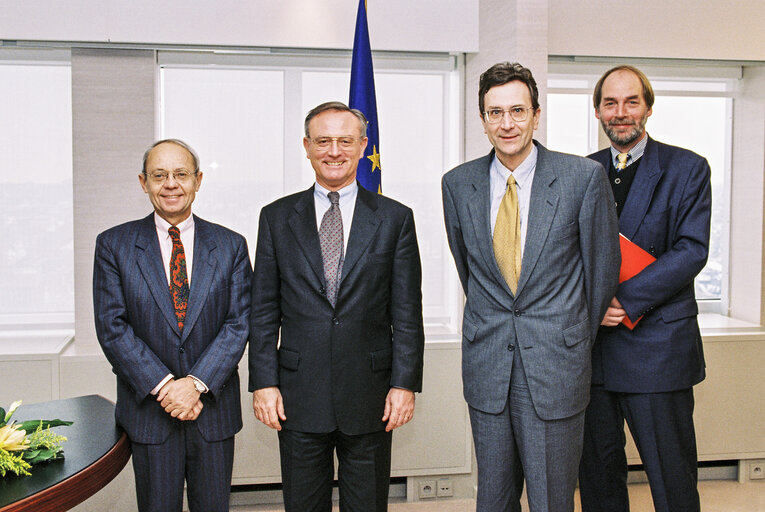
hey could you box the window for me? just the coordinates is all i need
[547,64,733,307]
[160,51,462,336]
[0,55,73,326]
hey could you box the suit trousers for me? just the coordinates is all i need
[579,386,700,512]
[469,347,585,512]
[131,420,235,512]
[278,428,392,512]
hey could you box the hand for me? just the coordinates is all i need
[157,377,201,418]
[382,388,415,432]
[253,386,286,430]
[177,399,204,421]
[601,296,627,326]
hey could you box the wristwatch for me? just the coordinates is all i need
[189,376,207,393]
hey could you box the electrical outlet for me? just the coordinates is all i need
[418,480,437,499]
[750,461,765,480]
[436,477,453,497]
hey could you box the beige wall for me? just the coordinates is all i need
[548,0,765,61]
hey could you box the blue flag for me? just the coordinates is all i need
[349,0,382,194]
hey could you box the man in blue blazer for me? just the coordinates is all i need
[93,139,251,512]
[249,102,424,512]
[442,62,620,512]
[578,66,711,512]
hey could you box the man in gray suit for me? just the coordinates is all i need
[442,62,620,512]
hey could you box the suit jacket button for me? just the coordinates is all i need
[320,286,326,294]
[513,309,522,317]
[179,347,185,353]
[507,344,515,351]
[332,317,339,325]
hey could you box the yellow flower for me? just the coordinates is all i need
[0,424,29,451]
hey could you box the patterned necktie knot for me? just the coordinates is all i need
[168,225,189,331]
[616,152,629,171]
[328,191,340,205]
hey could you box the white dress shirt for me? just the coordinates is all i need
[490,145,538,259]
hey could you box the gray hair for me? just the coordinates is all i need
[142,138,200,174]
[304,101,368,139]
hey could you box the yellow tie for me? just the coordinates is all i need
[494,174,521,294]
[616,152,629,170]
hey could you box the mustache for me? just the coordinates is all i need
[607,118,637,127]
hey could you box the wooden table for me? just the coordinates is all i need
[0,395,131,512]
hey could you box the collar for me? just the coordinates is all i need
[154,211,194,238]
[610,133,648,168]
[314,180,359,205]
[491,144,537,190]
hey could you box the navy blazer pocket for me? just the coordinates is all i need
[660,300,698,323]
[371,347,392,371]
[562,319,589,347]
[462,317,479,343]
[278,347,300,371]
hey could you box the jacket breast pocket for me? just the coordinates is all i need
[548,221,579,241]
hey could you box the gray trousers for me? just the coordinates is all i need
[469,347,585,512]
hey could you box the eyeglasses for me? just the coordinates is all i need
[145,170,197,183]
[483,107,536,124]
[309,137,361,149]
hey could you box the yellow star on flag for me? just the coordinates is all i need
[367,145,381,173]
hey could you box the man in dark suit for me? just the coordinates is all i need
[578,65,711,512]
[442,62,620,512]
[93,139,251,512]
[249,101,424,512]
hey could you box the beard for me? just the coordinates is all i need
[601,112,648,147]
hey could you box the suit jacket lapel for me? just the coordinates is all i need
[516,143,559,296]
[340,185,381,285]
[134,214,181,337]
[466,152,513,296]
[619,137,663,240]
[181,216,216,344]
[287,187,326,286]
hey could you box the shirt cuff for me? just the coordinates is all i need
[151,374,174,395]
[187,374,209,393]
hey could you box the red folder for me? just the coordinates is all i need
[618,233,656,329]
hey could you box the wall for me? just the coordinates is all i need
[0,0,478,53]
[548,0,765,61]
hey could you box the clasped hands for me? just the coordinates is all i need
[252,386,415,432]
[157,377,203,421]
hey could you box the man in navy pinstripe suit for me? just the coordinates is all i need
[93,139,251,512]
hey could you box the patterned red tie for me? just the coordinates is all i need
[168,226,189,331]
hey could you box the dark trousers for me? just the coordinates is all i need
[278,428,392,512]
[469,347,585,512]
[579,386,700,512]
[131,421,235,512]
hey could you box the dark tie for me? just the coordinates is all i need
[168,226,189,331]
[319,191,344,307]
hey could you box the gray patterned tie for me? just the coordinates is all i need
[319,191,344,307]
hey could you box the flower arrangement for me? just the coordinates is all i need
[0,401,73,477]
